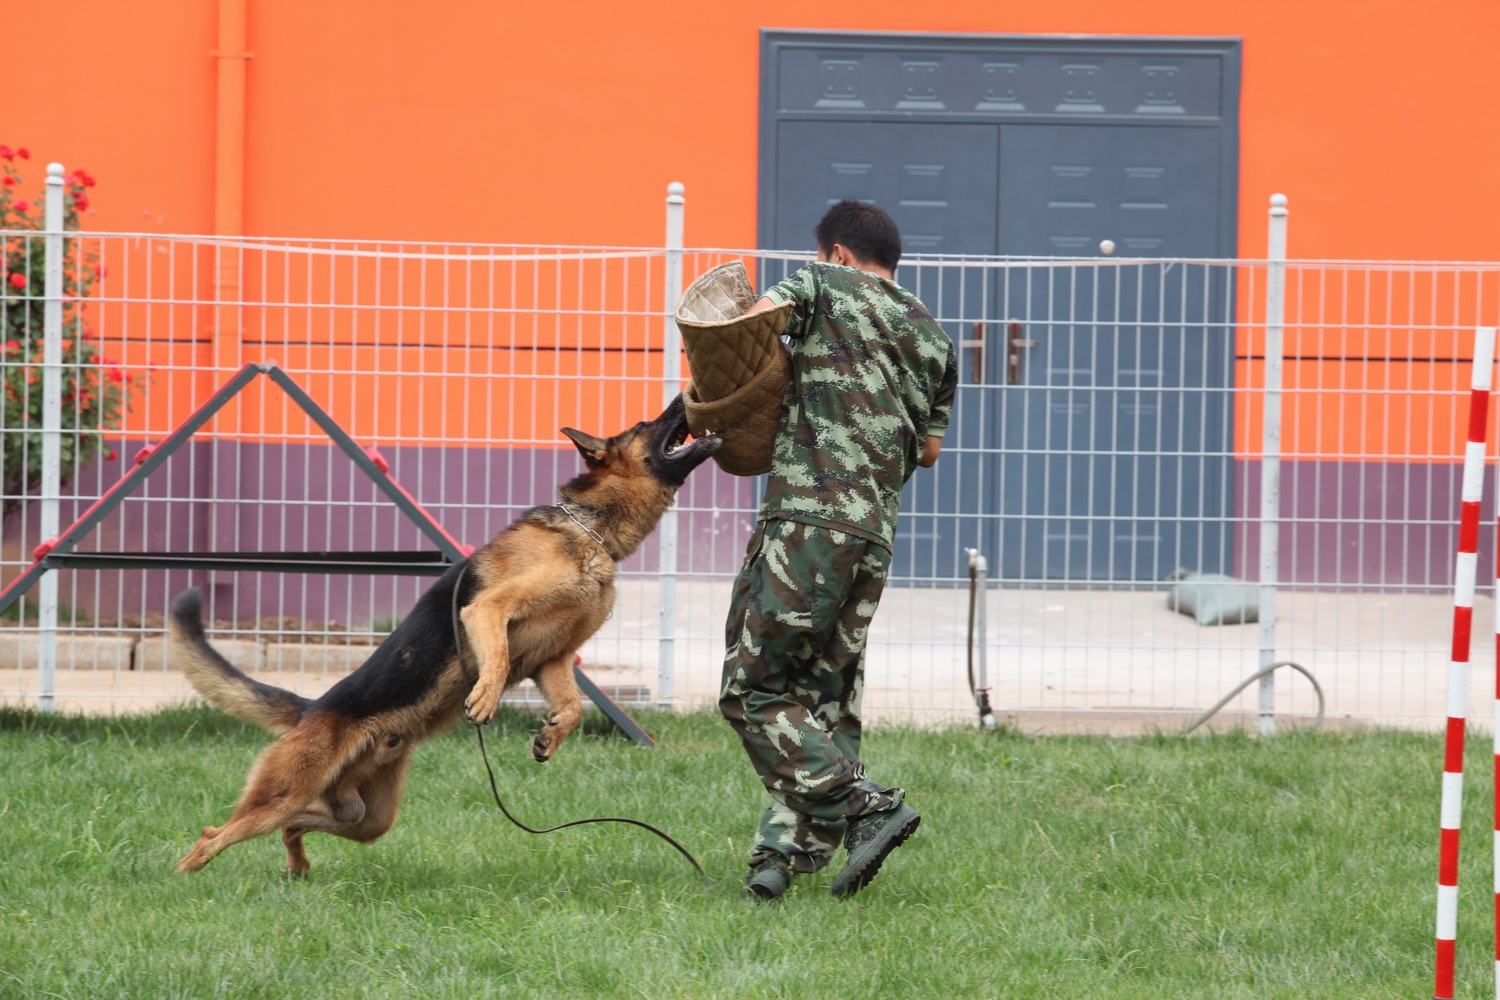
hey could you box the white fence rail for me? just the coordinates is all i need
[4,183,1500,730]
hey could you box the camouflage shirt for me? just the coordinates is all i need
[758,262,958,551]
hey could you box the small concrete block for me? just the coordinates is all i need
[135,636,264,674]
[0,633,136,672]
[262,642,373,677]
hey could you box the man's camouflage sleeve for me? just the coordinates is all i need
[762,268,818,341]
[926,343,958,438]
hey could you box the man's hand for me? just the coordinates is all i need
[919,434,942,468]
[742,295,779,317]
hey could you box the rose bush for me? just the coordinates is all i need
[0,146,143,522]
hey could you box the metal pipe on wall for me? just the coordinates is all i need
[206,0,250,606]
[212,0,248,361]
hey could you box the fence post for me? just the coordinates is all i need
[658,182,685,709]
[1257,194,1289,736]
[37,164,67,712]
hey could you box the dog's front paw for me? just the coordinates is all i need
[465,680,502,726]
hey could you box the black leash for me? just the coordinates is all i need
[450,563,706,879]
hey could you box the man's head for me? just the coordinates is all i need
[814,200,901,276]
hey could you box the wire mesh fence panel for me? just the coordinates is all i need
[0,236,727,713]
[2,232,1498,729]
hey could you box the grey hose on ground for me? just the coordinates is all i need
[1183,661,1325,735]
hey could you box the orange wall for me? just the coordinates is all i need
[5,2,1498,461]
[6,1,1498,258]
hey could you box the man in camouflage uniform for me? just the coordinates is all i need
[719,200,958,900]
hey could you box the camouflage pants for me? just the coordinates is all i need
[719,518,902,874]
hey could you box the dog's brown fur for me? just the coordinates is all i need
[171,396,719,876]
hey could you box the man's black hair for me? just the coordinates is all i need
[814,200,902,271]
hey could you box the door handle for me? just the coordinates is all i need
[961,322,985,384]
[1007,321,1037,385]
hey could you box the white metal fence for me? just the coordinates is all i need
[4,181,1500,731]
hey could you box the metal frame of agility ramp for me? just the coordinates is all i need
[0,361,657,747]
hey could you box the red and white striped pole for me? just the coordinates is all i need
[1489,328,1500,1000]
[1436,325,1495,999]
[1495,451,1500,1000]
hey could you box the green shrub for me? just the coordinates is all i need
[0,145,143,522]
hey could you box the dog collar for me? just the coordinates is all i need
[558,503,619,561]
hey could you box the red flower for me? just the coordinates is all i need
[1,177,14,187]
[107,368,124,384]
[8,273,25,289]
[105,449,117,461]
[4,339,19,352]
[0,146,11,161]
[13,200,27,213]
[16,148,28,160]
[77,170,95,188]
[73,195,89,212]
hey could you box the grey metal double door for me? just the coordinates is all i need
[768,120,1233,583]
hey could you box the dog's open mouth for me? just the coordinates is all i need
[660,413,720,460]
[652,395,721,481]
[665,420,706,457]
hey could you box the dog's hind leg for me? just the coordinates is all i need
[177,718,357,873]
[529,651,584,762]
[281,751,411,876]
[281,803,331,877]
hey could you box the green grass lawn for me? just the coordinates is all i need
[0,705,1477,998]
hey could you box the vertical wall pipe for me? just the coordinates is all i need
[211,0,246,359]
[212,0,248,372]
[658,182,685,708]
[967,548,997,729]
[206,0,249,600]
[1257,194,1289,736]
[36,164,66,712]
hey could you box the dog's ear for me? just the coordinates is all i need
[560,427,610,467]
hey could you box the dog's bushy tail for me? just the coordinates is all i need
[170,588,309,734]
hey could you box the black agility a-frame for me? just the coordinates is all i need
[0,361,656,746]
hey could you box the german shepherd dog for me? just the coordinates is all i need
[171,395,720,876]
